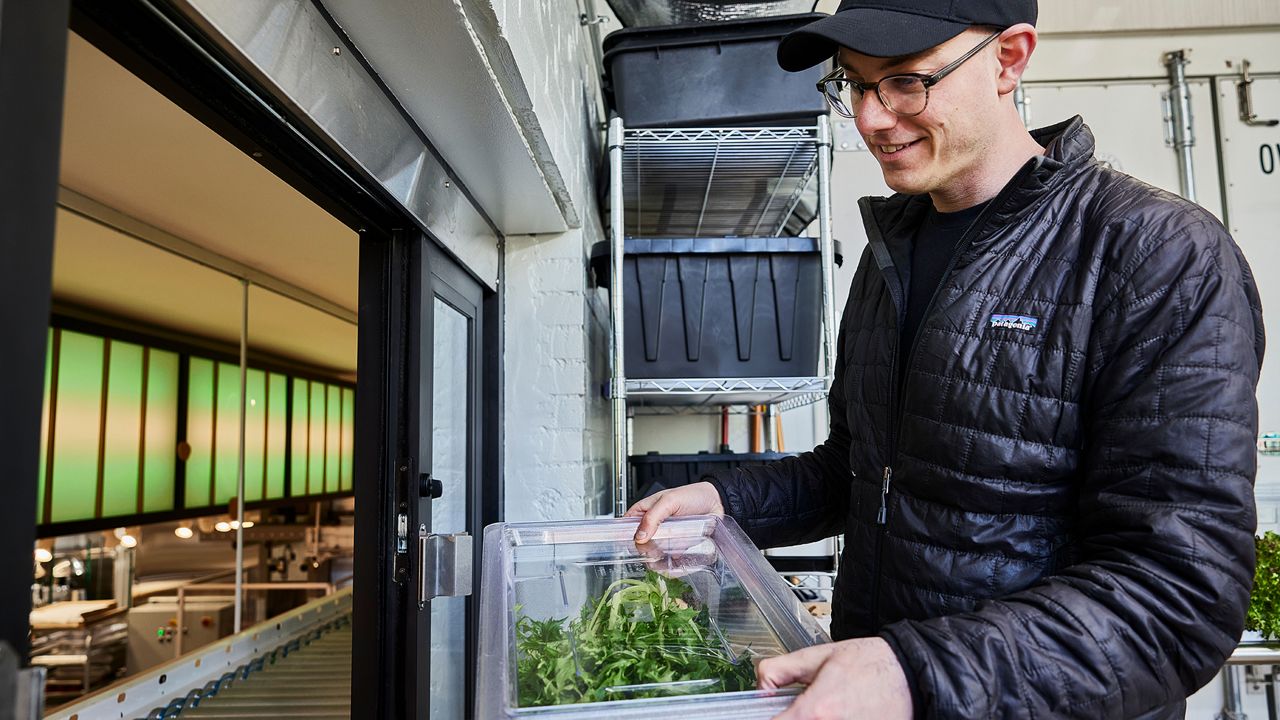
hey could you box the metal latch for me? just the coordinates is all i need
[1236,59,1279,127]
[418,528,473,607]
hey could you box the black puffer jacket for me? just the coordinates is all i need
[707,117,1265,719]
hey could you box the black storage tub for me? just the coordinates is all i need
[591,237,840,379]
[602,14,830,128]
[630,450,796,500]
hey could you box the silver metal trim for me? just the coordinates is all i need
[58,187,357,325]
[167,0,500,287]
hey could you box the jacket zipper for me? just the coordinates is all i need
[860,160,1039,625]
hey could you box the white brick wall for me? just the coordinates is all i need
[482,0,612,522]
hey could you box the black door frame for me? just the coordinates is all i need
[0,0,72,661]
[7,4,504,717]
[420,240,488,716]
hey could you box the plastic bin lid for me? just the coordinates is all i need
[630,451,795,464]
[602,12,825,62]
[589,237,842,289]
[591,236,841,256]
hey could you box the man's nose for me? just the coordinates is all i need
[854,90,897,136]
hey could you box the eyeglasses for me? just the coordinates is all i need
[817,31,1002,119]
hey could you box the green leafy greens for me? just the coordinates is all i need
[515,570,755,707]
[1248,531,1280,640]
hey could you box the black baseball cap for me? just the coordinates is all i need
[777,0,1037,71]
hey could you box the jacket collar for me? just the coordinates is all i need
[859,115,1095,252]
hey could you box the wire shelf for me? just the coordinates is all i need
[622,376,829,411]
[629,392,829,415]
[622,126,820,238]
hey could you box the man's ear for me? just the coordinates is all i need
[994,23,1037,96]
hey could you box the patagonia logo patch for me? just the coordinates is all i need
[989,314,1039,332]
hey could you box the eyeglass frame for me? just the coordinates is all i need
[816,30,1003,119]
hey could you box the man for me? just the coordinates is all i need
[625,1,1265,718]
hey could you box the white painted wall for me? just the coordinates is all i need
[1037,0,1280,34]
[492,0,613,521]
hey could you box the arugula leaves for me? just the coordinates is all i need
[516,570,755,707]
[1248,531,1280,640]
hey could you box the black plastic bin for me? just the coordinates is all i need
[591,237,840,379]
[630,451,796,500]
[602,14,830,128]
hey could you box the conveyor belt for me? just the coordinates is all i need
[177,618,351,719]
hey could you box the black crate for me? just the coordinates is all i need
[591,237,840,379]
[602,14,830,128]
[630,451,796,500]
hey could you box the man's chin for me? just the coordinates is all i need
[882,174,928,196]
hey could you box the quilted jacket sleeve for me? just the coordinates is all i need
[879,217,1265,718]
[702,258,863,550]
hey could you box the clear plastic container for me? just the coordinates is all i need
[477,515,830,718]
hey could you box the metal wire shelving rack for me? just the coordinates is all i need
[606,116,838,515]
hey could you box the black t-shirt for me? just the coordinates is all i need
[898,200,989,388]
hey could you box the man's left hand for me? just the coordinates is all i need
[758,637,913,720]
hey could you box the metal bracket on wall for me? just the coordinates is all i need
[1236,59,1280,128]
[418,531,473,608]
[831,118,868,153]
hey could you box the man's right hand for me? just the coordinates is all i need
[623,482,725,544]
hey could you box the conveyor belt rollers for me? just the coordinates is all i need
[156,616,352,719]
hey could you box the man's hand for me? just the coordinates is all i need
[623,482,724,544]
[759,637,913,720]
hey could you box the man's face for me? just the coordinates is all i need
[838,29,1003,197]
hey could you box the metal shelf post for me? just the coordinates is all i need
[816,116,837,381]
[608,116,628,517]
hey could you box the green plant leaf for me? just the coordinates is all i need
[515,569,755,707]
[1247,532,1280,640]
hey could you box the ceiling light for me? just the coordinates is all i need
[120,534,138,548]
[215,521,231,533]
[34,548,53,563]
[174,526,194,539]
[229,520,241,530]
[113,527,127,539]
[241,521,255,529]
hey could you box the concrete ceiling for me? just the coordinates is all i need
[56,32,358,377]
